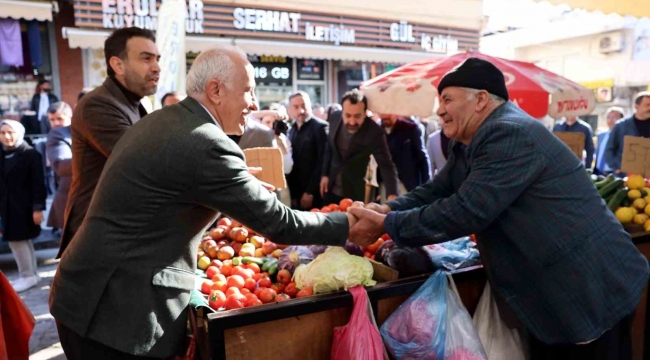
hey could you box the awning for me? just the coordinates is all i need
[532,0,650,18]
[0,0,53,21]
[62,27,439,64]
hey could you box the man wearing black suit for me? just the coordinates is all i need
[287,91,328,210]
[28,79,59,135]
[320,89,399,203]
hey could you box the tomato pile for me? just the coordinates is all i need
[199,216,318,311]
[362,234,391,260]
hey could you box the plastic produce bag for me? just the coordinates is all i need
[380,270,448,359]
[331,286,386,360]
[444,274,487,360]
[472,282,526,360]
[423,237,481,271]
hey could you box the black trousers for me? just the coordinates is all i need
[56,320,163,360]
[322,192,344,207]
[529,312,634,360]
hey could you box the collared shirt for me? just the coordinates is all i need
[198,103,223,131]
[596,131,611,173]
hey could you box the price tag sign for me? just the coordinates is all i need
[621,136,650,177]
[553,132,585,159]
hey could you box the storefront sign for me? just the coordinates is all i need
[233,7,300,33]
[390,21,415,43]
[421,34,459,54]
[101,0,204,34]
[250,57,292,86]
[305,22,355,45]
[622,136,650,177]
[297,59,324,81]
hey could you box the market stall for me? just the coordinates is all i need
[190,231,650,360]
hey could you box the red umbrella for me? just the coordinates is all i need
[360,52,595,119]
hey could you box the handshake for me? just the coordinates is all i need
[344,201,392,247]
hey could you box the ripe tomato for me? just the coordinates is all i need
[226,287,240,297]
[200,280,213,295]
[284,282,298,298]
[328,204,339,212]
[240,288,251,295]
[248,299,263,307]
[253,287,264,298]
[366,239,384,254]
[217,217,233,229]
[271,283,285,294]
[211,280,227,293]
[220,261,233,276]
[246,263,261,274]
[227,275,245,289]
[364,251,372,258]
[253,273,263,281]
[310,208,320,212]
[210,259,223,269]
[208,290,226,310]
[296,286,314,298]
[321,206,332,213]
[258,276,272,288]
[206,266,220,279]
[244,278,257,291]
[260,288,277,304]
[339,198,353,212]
[244,293,258,305]
[276,293,291,302]
[224,294,247,310]
[277,269,292,285]
[212,274,227,283]
[380,234,391,241]
[241,269,255,280]
[231,266,244,277]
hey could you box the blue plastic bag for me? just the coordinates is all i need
[380,270,448,359]
[423,237,480,271]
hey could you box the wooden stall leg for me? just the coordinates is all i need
[208,323,227,360]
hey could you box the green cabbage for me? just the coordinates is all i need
[293,247,376,294]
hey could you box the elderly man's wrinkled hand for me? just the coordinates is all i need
[365,202,391,214]
[347,207,386,247]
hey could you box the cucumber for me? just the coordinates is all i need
[595,174,615,189]
[598,179,624,198]
[262,258,278,272]
[242,256,265,265]
[232,257,242,266]
[608,188,629,211]
[597,175,606,182]
[268,263,278,276]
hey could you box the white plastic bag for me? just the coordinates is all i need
[472,282,526,360]
[444,274,488,360]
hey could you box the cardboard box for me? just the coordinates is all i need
[243,147,287,189]
[621,135,650,177]
[369,258,399,282]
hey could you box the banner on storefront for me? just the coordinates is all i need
[154,0,186,109]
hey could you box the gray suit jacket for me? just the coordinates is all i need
[49,97,349,357]
[45,126,72,228]
[58,77,145,258]
[323,111,399,201]
[238,119,275,150]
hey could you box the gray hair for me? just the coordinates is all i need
[464,88,506,105]
[289,91,311,103]
[47,101,73,117]
[186,46,248,96]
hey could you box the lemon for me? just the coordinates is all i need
[634,198,647,210]
[633,214,649,225]
[643,195,650,204]
[630,207,639,215]
[616,207,635,223]
[627,175,645,190]
[629,189,642,200]
[645,219,650,232]
[643,187,650,196]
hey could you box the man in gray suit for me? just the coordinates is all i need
[50,47,354,359]
[57,27,160,258]
[231,116,275,149]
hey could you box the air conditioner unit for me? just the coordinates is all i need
[598,32,625,54]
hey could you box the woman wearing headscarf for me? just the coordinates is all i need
[46,103,73,234]
[0,120,47,292]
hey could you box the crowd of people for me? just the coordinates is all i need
[0,25,649,360]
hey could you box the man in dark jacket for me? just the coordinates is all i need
[380,114,431,192]
[28,79,59,135]
[58,27,160,258]
[349,58,649,359]
[320,90,399,204]
[605,92,650,175]
[287,91,328,210]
